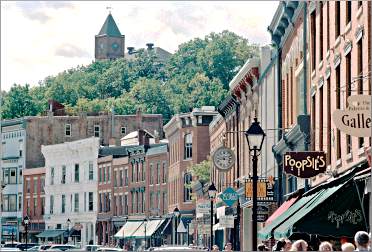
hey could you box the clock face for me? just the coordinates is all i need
[111,42,119,51]
[99,43,104,49]
[212,146,235,172]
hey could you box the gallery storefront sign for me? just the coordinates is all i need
[245,177,275,201]
[219,216,235,228]
[333,95,371,137]
[283,151,326,178]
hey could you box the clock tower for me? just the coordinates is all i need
[95,13,125,60]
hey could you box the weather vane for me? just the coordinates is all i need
[106,6,112,14]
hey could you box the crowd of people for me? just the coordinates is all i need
[209,231,371,251]
[257,231,371,251]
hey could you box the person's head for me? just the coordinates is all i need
[319,241,333,251]
[274,239,286,251]
[257,243,267,251]
[354,231,370,249]
[290,240,308,251]
[283,239,292,251]
[212,245,219,251]
[224,242,232,251]
[341,242,355,252]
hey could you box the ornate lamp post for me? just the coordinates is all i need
[144,217,148,249]
[173,207,180,245]
[23,215,30,249]
[245,118,266,251]
[208,183,217,250]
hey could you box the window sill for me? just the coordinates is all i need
[311,70,316,80]
[334,36,341,49]
[358,147,365,156]
[346,152,353,161]
[318,60,324,71]
[336,159,342,168]
[357,5,363,19]
[344,21,352,35]
[326,50,330,60]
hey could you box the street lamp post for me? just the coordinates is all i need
[208,183,217,250]
[23,216,30,250]
[173,207,180,245]
[245,118,265,251]
[144,218,148,249]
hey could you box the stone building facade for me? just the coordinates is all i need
[41,138,100,245]
[24,102,163,169]
[22,167,45,242]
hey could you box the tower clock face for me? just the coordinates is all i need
[111,42,119,51]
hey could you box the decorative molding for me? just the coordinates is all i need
[318,60,324,71]
[318,76,324,89]
[325,65,331,80]
[333,53,341,69]
[344,21,352,35]
[311,84,317,97]
[334,36,341,49]
[355,25,364,42]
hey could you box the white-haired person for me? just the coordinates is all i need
[318,241,333,251]
[341,242,355,252]
[354,231,370,251]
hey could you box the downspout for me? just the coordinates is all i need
[235,102,240,251]
[276,48,283,206]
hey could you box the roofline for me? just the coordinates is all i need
[1,118,25,127]
[229,57,260,90]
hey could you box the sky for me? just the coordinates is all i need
[1,1,279,92]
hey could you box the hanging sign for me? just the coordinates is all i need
[212,146,235,172]
[219,187,238,207]
[245,177,275,201]
[333,95,371,137]
[283,151,326,178]
[219,216,235,228]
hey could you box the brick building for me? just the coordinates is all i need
[22,167,45,242]
[164,107,218,245]
[24,101,163,169]
[96,131,169,249]
[309,1,371,185]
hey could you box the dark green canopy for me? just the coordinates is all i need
[36,229,65,238]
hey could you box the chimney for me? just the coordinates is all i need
[154,130,160,144]
[146,43,154,50]
[127,47,135,54]
[136,108,143,130]
[109,138,116,147]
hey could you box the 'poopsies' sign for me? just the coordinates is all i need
[283,151,326,178]
[333,95,371,137]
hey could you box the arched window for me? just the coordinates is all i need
[184,134,192,159]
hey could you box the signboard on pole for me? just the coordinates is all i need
[196,200,211,215]
[283,151,326,178]
[219,216,234,228]
[219,187,238,207]
[245,177,275,201]
[333,95,371,137]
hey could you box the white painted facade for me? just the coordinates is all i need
[41,137,99,245]
[0,119,26,242]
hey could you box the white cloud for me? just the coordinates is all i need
[1,1,278,91]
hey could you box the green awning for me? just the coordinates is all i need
[36,229,65,238]
[273,180,366,239]
[130,219,165,238]
[114,221,143,238]
[258,190,324,240]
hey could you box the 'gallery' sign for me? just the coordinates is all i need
[333,95,371,137]
[283,151,326,178]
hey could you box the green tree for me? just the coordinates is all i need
[188,158,211,184]
[2,84,39,119]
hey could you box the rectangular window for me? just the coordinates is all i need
[358,1,362,8]
[65,124,71,136]
[33,197,37,216]
[131,163,134,182]
[74,164,79,182]
[84,192,86,212]
[124,169,128,186]
[336,66,341,160]
[124,194,128,215]
[114,170,117,187]
[99,167,102,182]
[9,168,16,184]
[4,195,17,212]
[121,127,126,135]
[319,85,324,151]
[41,197,45,215]
[335,1,340,38]
[346,53,352,154]
[135,191,139,213]
[89,192,93,211]
[119,170,123,186]
[131,192,134,214]
[162,162,166,183]
[312,96,316,151]
[311,10,316,71]
[319,2,323,61]
[150,192,153,209]
[150,164,153,185]
[107,166,110,182]
[89,162,94,180]
[50,167,54,185]
[157,163,160,184]
[62,195,66,213]
[184,173,192,202]
[26,179,30,193]
[157,191,161,209]
[108,193,111,212]
[99,193,102,213]
[50,195,54,214]
[358,40,364,148]
[41,176,45,193]
[94,125,100,137]
[74,193,79,212]
[141,191,145,213]
[346,1,351,24]
[61,165,66,184]
[103,166,106,182]
[184,134,192,159]
[136,162,139,182]
[33,178,38,193]
[141,162,145,181]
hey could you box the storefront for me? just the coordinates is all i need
[258,164,370,250]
